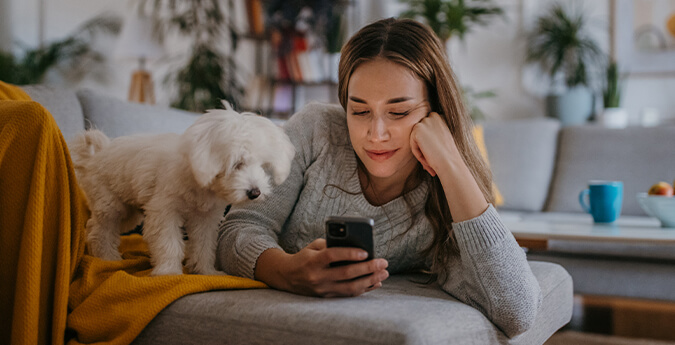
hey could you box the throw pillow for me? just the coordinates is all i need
[472,125,505,207]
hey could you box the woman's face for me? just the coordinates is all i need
[346,58,429,186]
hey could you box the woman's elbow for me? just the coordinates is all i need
[496,285,543,338]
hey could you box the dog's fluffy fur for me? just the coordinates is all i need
[69,104,295,276]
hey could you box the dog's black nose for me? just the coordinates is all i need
[247,188,261,200]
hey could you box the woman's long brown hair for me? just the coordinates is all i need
[337,18,494,270]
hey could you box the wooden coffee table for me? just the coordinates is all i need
[500,213,675,249]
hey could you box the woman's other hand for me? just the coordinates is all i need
[409,112,461,177]
[255,239,389,297]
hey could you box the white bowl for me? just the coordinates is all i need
[636,193,675,228]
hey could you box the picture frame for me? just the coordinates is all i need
[612,0,675,75]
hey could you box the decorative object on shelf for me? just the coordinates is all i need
[400,0,503,45]
[246,0,266,37]
[640,107,661,127]
[0,15,121,85]
[526,3,604,126]
[140,0,243,112]
[600,59,628,128]
[613,1,675,75]
[114,12,164,104]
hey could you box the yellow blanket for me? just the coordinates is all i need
[0,81,267,345]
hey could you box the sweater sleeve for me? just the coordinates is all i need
[438,204,542,338]
[216,104,329,279]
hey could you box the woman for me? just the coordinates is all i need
[217,18,541,336]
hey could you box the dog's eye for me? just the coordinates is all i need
[234,162,245,170]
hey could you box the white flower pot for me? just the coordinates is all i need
[601,107,629,129]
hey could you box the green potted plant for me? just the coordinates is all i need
[400,0,503,45]
[461,86,496,122]
[600,59,628,128]
[0,15,121,85]
[140,0,243,112]
[526,4,604,126]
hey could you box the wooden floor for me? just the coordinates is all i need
[568,294,675,342]
[546,330,675,345]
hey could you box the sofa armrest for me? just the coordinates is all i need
[132,261,572,345]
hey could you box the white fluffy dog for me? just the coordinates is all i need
[69,104,295,276]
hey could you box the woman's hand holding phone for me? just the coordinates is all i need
[255,239,389,298]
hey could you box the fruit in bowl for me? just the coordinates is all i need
[636,193,675,228]
[647,181,674,196]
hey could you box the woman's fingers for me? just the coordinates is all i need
[320,247,370,266]
[331,269,389,297]
[364,282,382,293]
[307,238,326,250]
[410,126,437,176]
[292,244,389,298]
[331,258,388,281]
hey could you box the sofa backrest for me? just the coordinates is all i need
[545,125,675,216]
[22,85,85,141]
[483,118,561,212]
[76,89,199,138]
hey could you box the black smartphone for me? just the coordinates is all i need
[325,216,375,267]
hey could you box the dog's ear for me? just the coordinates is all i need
[266,131,296,185]
[184,114,226,187]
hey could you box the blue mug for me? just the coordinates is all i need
[578,181,623,223]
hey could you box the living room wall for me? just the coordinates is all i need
[2,0,674,124]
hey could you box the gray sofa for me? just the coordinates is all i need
[24,85,574,344]
[482,119,675,303]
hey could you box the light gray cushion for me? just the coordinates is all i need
[132,262,572,345]
[482,119,561,212]
[22,85,85,141]
[545,125,675,216]
[76,89,199,138]
[528,252,675,301]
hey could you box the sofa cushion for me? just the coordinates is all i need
[76,89,199,138]
[22,85,85,140]
[132,262,572,345]
[545,125,675,216]
[482,119,560,212]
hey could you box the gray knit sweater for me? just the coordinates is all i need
[217,103,542,337]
